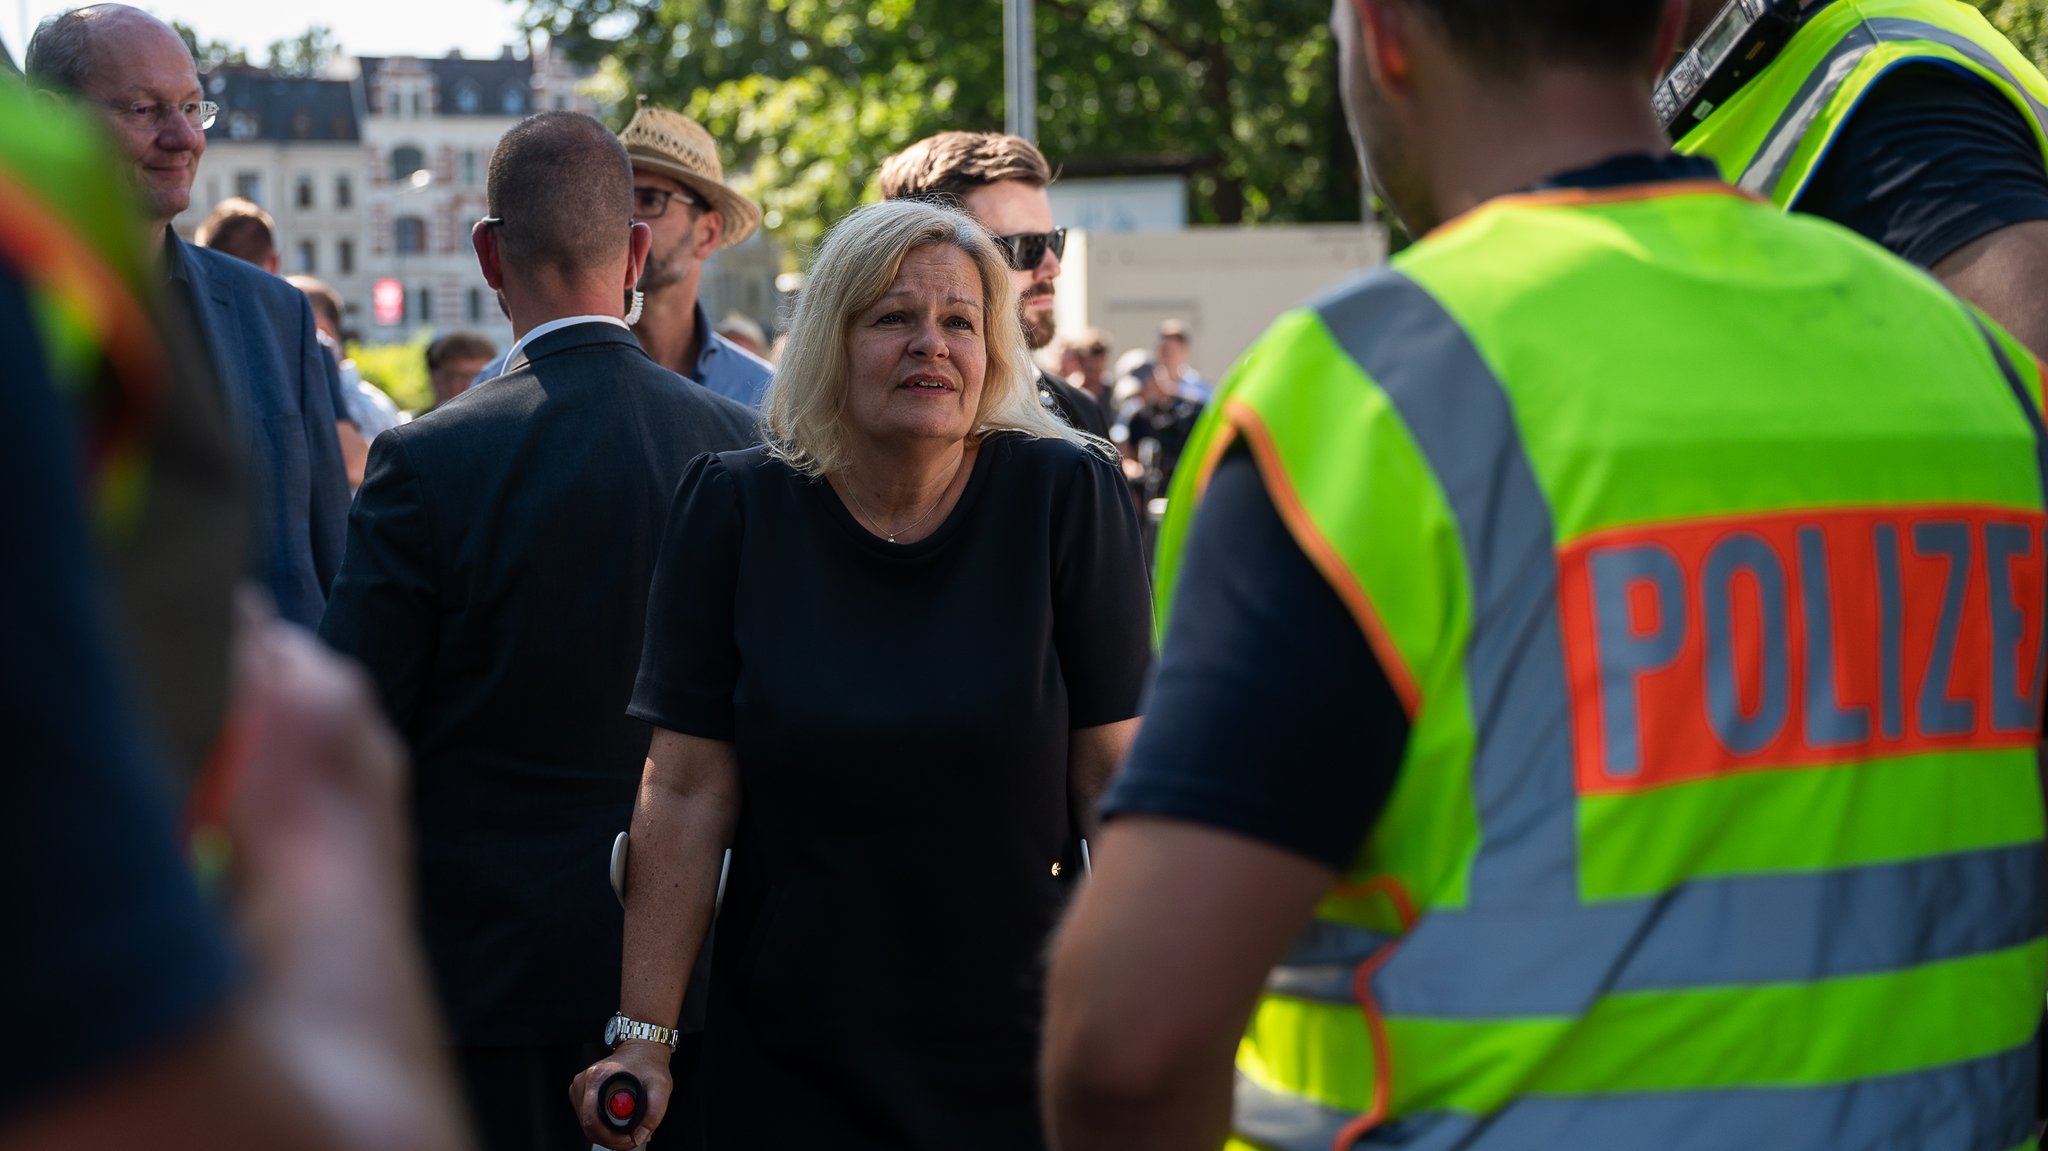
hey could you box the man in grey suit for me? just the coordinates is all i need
[320,112,756,1151]
[27,5,350,628]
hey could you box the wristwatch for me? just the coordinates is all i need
[604,1012,679,1050]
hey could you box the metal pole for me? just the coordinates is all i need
[1003,0,1036,141]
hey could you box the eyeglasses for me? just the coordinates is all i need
[993,227,1066,271]
[1079,344,1109,357]
[633,186,701,220]
[102,99,219,132]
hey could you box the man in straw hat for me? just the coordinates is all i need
[617,96,775,407]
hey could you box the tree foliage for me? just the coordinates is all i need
[522,0,1359,254]
[265,26,339,78]
[1973,0,2048,66]
[174,21,248,73]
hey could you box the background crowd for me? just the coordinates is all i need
[13,1,2048,1151]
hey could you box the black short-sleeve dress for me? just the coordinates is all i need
[629,432,1152,1150]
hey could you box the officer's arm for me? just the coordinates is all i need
[1932,221,2048,364]
[1043,815,1334,1151]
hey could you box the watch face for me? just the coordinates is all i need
[604,1015,620,1046]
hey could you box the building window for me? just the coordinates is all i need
[460,150,478,187]
[297,240,316,273]
[294,176,314,209]
[234,171,262,203]
[418,286,433,323]
[553,94,567,111]
[455,82,480,114]
[338,238,355,275]
[501,85,525,115]
[389,145,425,183]
[395,216,427,255]
[467,287,482,323]
[336,175,352,208]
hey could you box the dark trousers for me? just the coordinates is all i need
[456,1036,703,1151]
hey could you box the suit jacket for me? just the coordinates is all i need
[319,321,758,1045]
[170,235,349,628]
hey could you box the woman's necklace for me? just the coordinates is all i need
[844,465,957,544]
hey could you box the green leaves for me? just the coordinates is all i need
[519,0,1360,257]
[1971,0,2048,68]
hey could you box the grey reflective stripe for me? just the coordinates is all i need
[1701,533,1792,753]
[1588,544,1686,777]
[1233,1072,1359,1151]
[1798,526,1873,745]
[1965,311,2048,737]
[1268,920,1394,1001]
[1313,273,1578,912]
[1273,842,2042,1013]
[1742,17,2048,201]
[1914,521,1978,737]
[1237,1044,2033,1150]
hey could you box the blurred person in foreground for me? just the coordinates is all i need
[880,131,1111,440]
[319,111,757,1151]
[0,75,467,1151]
[292,274,406,446]
[1043,0,2048,1147]
[571,198,1151,1150]
[429,330,498,407]
[28,4,350,630]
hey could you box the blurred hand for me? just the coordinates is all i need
[224,591,472,1151]
[570,1041,674,1149]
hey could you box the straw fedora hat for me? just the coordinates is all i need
[617,96,762,249]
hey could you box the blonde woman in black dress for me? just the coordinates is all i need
[574,199,1151,1149]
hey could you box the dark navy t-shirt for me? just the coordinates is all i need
[1791,6,2048,267]
[0,263,238,1117]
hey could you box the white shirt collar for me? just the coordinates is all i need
[503,314,630,370]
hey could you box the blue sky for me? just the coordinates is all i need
[5,0,529,68]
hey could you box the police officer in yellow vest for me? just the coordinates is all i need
[1043,0,2048,1147]
[1672,0,2048,360]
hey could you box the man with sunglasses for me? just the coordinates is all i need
[29,4,351,632]
[879,131,1111,440]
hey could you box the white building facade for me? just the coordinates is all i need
[359,47,595,349]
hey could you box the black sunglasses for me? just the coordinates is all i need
[993,227,1067,271]
[634,186,702,220]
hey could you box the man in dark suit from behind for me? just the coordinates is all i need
[26,4,351,631]
[319,112,757,1151]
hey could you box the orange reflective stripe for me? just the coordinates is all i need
[1329,876,1418,1148]
[1428,181,1767,243]
[1227,397,1425,716]
[0,167,163,468]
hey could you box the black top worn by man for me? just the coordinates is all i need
[319,112,756,1151]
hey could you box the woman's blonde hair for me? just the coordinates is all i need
[762,198,1107,477]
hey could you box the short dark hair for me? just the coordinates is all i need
[485,112,634,279]
[197,197,276,265]
[25,6,100,93]
[878,132,1053,203]
[427,330,497,370]
[1407,0,1665,73]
